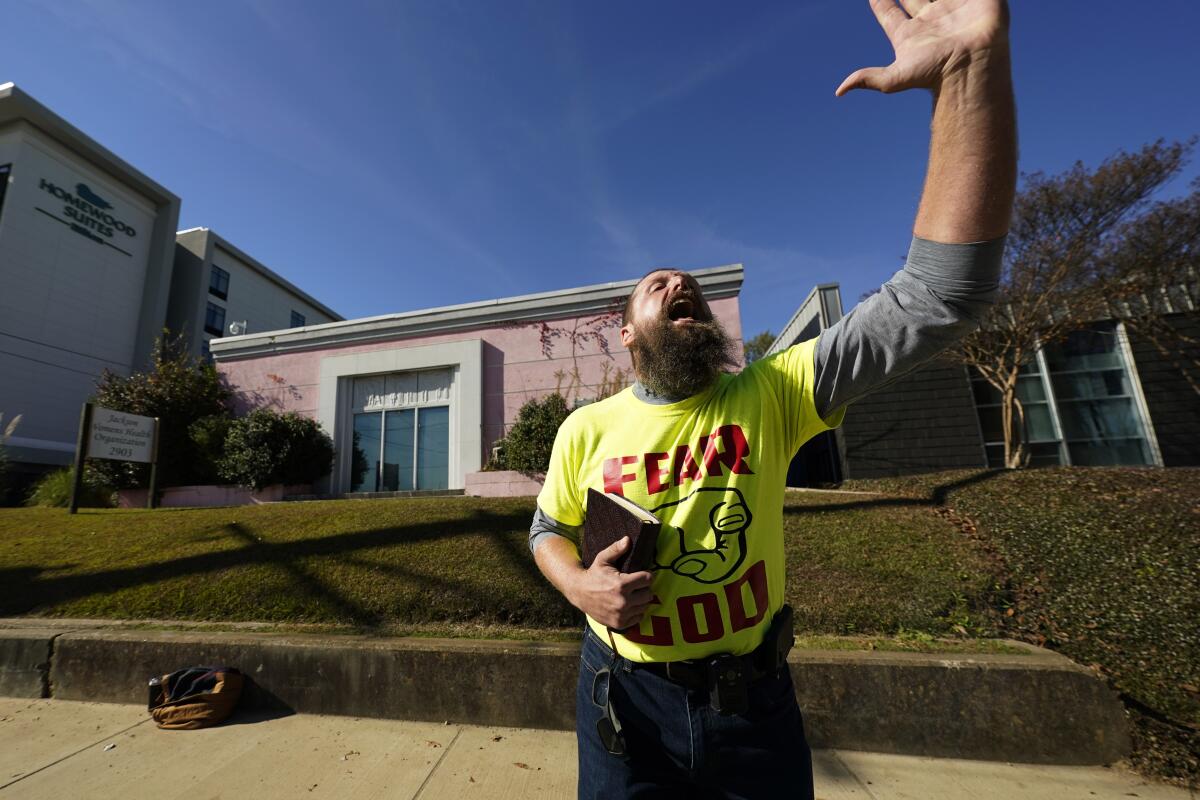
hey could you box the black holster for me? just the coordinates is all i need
[707,604,795,716]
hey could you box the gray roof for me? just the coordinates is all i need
[211,263,744,359]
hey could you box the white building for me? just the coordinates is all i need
[0,83,338,473]
[0,83,180,469]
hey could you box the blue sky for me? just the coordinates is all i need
[6,1,1199,339]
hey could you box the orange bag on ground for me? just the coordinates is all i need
[148,666,244,730]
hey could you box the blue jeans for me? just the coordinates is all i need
[575,627,814,800]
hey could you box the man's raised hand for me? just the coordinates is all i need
[836,0,1009,97]
[569,536,654,630]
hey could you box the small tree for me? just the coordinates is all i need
[952,139,1199,468]
[89,333,232,488]
[742,331,776,364]
[218,409,334,491]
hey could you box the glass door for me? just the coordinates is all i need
[416,406,450,490]
[382,409,415,490]
[350,403,450,491]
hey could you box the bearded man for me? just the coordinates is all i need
[529,1,1017,797]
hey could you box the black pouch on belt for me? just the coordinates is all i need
[707,604,795,716]
[707,653,750,716]
[757,603,795,674]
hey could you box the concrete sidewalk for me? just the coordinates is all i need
[0,699,1191,800]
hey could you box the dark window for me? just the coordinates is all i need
[290,310,306,328]
[205,302,226,337]
[0,164,11,227]
[209,265,230,300]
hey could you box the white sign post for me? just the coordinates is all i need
[69,404,161,513]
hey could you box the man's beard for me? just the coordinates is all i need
[630,315,740,400]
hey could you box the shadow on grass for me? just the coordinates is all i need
[0,507,535,629]
[784,469,1006,516]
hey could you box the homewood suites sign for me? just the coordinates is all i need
[39,178,137,238]
[36,178,138,256]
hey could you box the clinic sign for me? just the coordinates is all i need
[88,407,155,462]
[70,403,160,513]
[35,178,137,257]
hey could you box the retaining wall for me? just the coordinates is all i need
[0,622,1130,765]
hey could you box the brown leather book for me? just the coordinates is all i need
[581,488,661,573]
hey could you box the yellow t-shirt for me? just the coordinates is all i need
[537,338,844,663]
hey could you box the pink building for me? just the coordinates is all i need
[211,266,744,495]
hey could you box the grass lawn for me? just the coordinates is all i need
[2,469,1194,782]
[844,467,1200,786]
[0,492,999,644]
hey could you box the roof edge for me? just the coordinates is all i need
[184,228,344,322]
[211,263,744,359]
[0,82,179,207]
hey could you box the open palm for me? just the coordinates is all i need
[836,0,1009,96]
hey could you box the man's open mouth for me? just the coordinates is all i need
[667,297,697,322]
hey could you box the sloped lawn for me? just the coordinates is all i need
[0,493,997,641]
[844,467,1200,787]
[8,469,1192,783]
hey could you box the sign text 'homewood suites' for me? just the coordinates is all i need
[35,178,138,256]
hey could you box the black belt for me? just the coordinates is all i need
[635,641,778,691]
[629,604,795,697]
[599,606,794,717]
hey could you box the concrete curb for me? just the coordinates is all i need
[790,648,1129,764]
[0,623,1129,765]
[0,628,61,698]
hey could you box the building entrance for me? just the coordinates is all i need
[349,369,452,492]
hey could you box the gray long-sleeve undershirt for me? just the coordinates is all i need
[528,235,1005,554]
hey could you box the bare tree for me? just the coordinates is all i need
[952,139,1198,468]
[1105,178,1200,395]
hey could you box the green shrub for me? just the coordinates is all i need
[500,393,570,474]
[188,414,232,484]
[218,409,334,491]
[26,468,115,508]
[89,333,232,489]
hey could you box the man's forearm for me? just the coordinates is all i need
[535,533,654,630]
[533,534,584,607]
[914,47,1017,243]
